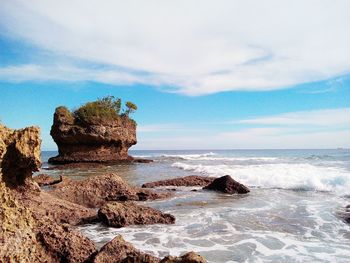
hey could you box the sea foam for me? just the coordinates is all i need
[172,162,350,194]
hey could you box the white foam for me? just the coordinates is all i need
[172,162,350,194]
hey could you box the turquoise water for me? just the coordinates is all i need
[41,149,350,262]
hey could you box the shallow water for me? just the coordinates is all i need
[41,149,350,262]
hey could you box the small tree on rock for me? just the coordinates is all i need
[124,101,137,116]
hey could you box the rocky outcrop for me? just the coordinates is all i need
[34,174,63,186]
[203,175,249,194]
[50,173,172,208]
[36,219,97,263]
[98,201,175,228]
[93,235,159,263]
[0,124,96,262]
[142,175,216,188]
[49,107,137,164]
[0,124,41,188]
[160,252,207,263]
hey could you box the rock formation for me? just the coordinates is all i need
[203,175,250,194]
[50,173,172,208]
[49,106,137,164]
[34,174,63,186]
[92,235,159,263]
[142,175,216,188]
[160,252,207,263]
[98,201,175,228]
[0,124,96,262]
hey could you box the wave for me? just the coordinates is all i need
[172,162,350,194]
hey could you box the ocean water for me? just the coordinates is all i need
[41,149,350,262]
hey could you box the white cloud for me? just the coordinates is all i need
[238,108,350,126]
[134,108,350,149]
[1,0,350,95]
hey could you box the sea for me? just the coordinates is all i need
[40,149,350,263]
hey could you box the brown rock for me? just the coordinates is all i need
[142,175,216,188]
[0,124,96,262]
[98,202,175,228]
[0,124,41,188]
[16,190,98,225]
[203,175,249,194]
[160,252,207,263]
[51,173,172,208]
[36,218,97,263]
[34,174,63,186]
[93,235,159,263]
[49,107,137,164]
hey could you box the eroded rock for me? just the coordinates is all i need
[50,173,172,208]
[160,252,207,263]
[49,107,137,164]
[142,175,216,188]
[93,235,159,263]
[98,201,175,228]
[34,174,63,186]
[203,175,249,194]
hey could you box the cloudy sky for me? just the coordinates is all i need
[0,0,349,150]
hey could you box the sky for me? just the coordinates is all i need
[0,0,349,150]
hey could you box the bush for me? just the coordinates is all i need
[73,96,136,124]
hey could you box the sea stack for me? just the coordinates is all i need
[48,98,137,164]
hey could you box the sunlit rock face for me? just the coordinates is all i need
[49,108,137,164]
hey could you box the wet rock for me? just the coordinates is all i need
[93,235,159,263]
[134,158,154,163]
[49,107,137,164]
[51,173,172,208]
[142,175,216,188]
[160,252,207,263]
[98,201,175,228]
[36,218,97,263]
[34,174,63,186]
[203,175,249,194]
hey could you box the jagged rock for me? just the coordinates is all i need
[160,252,207,263]
[98,201,175,228]
[50,173,173,208]
[0,124,41,188]
[0,124,97,262]
[142,175,216,188]
[36,218,97,263]
[93,235,159,263]
[34,174,63,186]
[203,175,249,194]
[49,107,137,164]
[16,190,98,225]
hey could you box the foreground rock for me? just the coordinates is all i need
[49,106,137,164]
[98,202,175,228]
[142,175,216,188]
[93,235,206,263]
[160,252,207,263]
[0,124,96,262]
[34,174,63,186]
[36,218,97,262]
[51,173,172,208]
[93,235,159,263]
[203,175,250,194]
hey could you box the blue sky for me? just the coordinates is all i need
[0,1,350,150]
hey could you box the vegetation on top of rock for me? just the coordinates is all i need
[55,96,137,124]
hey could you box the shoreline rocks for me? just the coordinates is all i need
[142,175,216,188]
[98,201,175,228]
[34,174,63,186]
[50,173,173,208]
[203,175,250,194]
